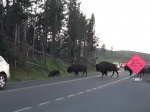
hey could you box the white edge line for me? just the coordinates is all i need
[106,83,110,86]
[13,73,133,112]
[77,92,84,94]
[55,97,64,101]
[2,75,102,94]
[92,88,97,90]
[98,86,102,88]
[7,71,132,94]
[9,69,125,84]
[67,94,76,97]
[86,89,91,92]
[14,107,32,112]
[38,102,50,106]
[8,73,101,84]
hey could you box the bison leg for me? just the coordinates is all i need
[138,73,141,77]
[129,71,132,76]
[59,73,61,77]
[103,71,107,76]
[82,71,87,76]
[48,74,51,77]
[48,73,53,77]
[101,73,104,77]
[82,71,85,76]
[110,71,114,77]
[75,72,79,76]
[111,70,119,78]
[57,72,61,77]
[115,70,119,78]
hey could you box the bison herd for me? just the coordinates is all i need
[124,65,150,77]
[48,61,150,78]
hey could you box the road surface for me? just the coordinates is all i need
[0,69,150,112]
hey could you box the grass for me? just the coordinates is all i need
[10,64,48,82]
[13,49,150,82]
[9,57,95,82]
[9,58,70,82]
[96,56,126,64]
[96,49,150,64]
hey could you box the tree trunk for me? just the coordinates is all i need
[14,24,18,67]
[0,0,5,40]
[32,24,35,59]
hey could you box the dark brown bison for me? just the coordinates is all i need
[124,65,133,76]
[67,64,87,76]
[48,70,61,77]
[146,67,150,77]
[96,61,119,78]
[96,64,107,77]
[137,67,147,77]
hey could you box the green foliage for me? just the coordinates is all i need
[1,0,99,73]
[86,13,98,56]
[10,58,70,82]
[10,56,96,82]
[10,64,47,81]
[0,37,10,59]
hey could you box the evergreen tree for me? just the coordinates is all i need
[86,13,98,57]
[101,43,106,52]
[0,0,100,66]
[67,0,81,63]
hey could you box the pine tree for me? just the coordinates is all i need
[67,0,81,63]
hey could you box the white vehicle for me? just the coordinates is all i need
[0,56,10,89]
[113,62,120,70]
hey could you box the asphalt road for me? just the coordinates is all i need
[0,69,150,112]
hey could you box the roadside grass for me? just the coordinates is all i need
[34,58,70,77]
[10,58,95,82]
[10,64,47,82]
[34,58,95,76]
[11,49,150,82]
[10,58,70,82]
[96,57,126,64]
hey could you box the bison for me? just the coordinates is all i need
[146,67,150,77]
[96,64,108,77]
[124,65,133,76]
[48,70,61,77]
[67,64,87,76]
[137,67,147,77]
[96,61,119,78]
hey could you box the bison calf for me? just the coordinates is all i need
[67,64,87,76]
[48,70,61,77]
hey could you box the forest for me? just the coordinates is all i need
[0,0,99,67]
